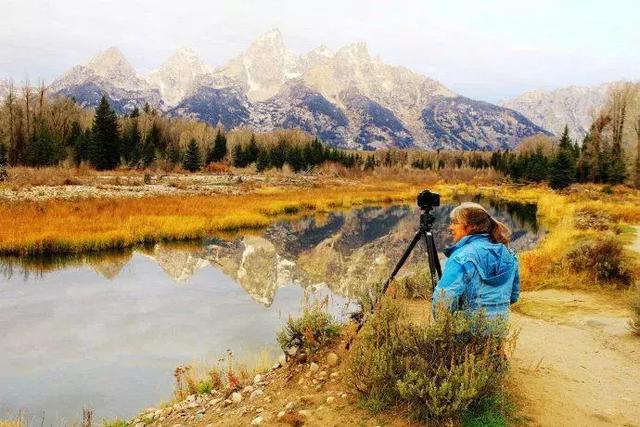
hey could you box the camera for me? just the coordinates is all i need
[417,190,440,210]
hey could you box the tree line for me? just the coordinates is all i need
[1,83,639,189]
[492,85,640,189]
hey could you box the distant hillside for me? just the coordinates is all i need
[500,81,631,141]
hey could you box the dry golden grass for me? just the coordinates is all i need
[0,182,421,255]
[470,184,640,291]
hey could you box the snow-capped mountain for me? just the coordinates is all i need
[47,31,550,150]
[500,82,627,140]
[146,48,211,107]
[49,47,164,112]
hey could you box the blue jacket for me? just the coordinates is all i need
[432,234,519,317]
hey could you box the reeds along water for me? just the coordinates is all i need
[0,184,420,256]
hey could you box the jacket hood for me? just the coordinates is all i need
[444,234,516,287]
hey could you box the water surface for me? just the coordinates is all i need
[0,198,541,425]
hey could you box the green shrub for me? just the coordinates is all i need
[630,286,640,336]
[347,297,513,423]
[567,235,633,286]
[395,266,433,300]
[277,305,341,357]
[101,419,127,427]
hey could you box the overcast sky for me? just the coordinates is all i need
[1,0,639,102]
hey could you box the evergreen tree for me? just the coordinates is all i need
[66,121,82,148]
[609,139,627,184]
[597,139,612,183]
[0,143,8,166]
[73,129,91,165]
[256,148,270,172]
[183,139,202,172]
[576,133,598,183]
[142,140,156,167]
[549,126,577,190]
[166,142,182,165]
[207,129,227,163]
[232,143,245,168]
[121,119,141,165]
[28,120,62,166]
[245,135,259,166]
[146,122,164,154]
[89,96,120,170]
[270,139,287,169]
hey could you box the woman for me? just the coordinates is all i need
[432,202,520,319]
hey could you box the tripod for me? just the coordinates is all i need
[382,206,442,294]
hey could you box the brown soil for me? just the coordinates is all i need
[136,335,418,427]
[511,289,640,427]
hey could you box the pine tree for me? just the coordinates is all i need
[232,144,247,168]
[577,133,598,182]
[183,139,202,172]
[89,96,120,170]
[0,143,8,166]
[142,140,156,167]
[207,129,227,163]
[256,148,270,172]
[548,125,576,189]
[245,135,259,166]
[73,129,91,165]
[121,119,141,165]
[29,120,60,166]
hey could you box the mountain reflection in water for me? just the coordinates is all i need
[0,199,541,424]
[1,199,541,307]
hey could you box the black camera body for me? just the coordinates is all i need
[417,189,440,210]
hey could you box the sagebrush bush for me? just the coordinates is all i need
[347,297,513,422]
[630,286,640,336]
[396,267,433,300]
[567,235,634,286]
[574,208,613,231]
[277,305,341,357]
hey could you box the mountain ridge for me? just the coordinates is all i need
[46,30,550,150]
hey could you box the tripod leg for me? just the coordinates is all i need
[422,231,443,290]
[383,230,422,291]
[425,232,442,279]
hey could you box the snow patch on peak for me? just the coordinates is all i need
[146,48,211,107]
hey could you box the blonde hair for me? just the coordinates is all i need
[450,202,511,245]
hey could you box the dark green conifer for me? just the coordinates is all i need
[89,96,120,170]
[207,129,228,163]
[256,148,270,172]
[549,126,577,189]
[183,139,202,172]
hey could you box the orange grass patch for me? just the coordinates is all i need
[1,184,421,255]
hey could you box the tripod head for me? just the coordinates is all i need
[417,189,439,232]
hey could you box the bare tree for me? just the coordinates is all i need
[6,81,17,165]
[23,77,32,140]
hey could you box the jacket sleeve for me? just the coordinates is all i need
[510,258,520,304]
[432,258,469,313]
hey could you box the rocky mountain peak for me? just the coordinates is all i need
[215,28,302,102]
[146,48,210,106]
[336,42,371,63]
[86,47,139,87]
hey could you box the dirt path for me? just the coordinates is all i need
[507,227,640,426]
[511,289,639,426]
